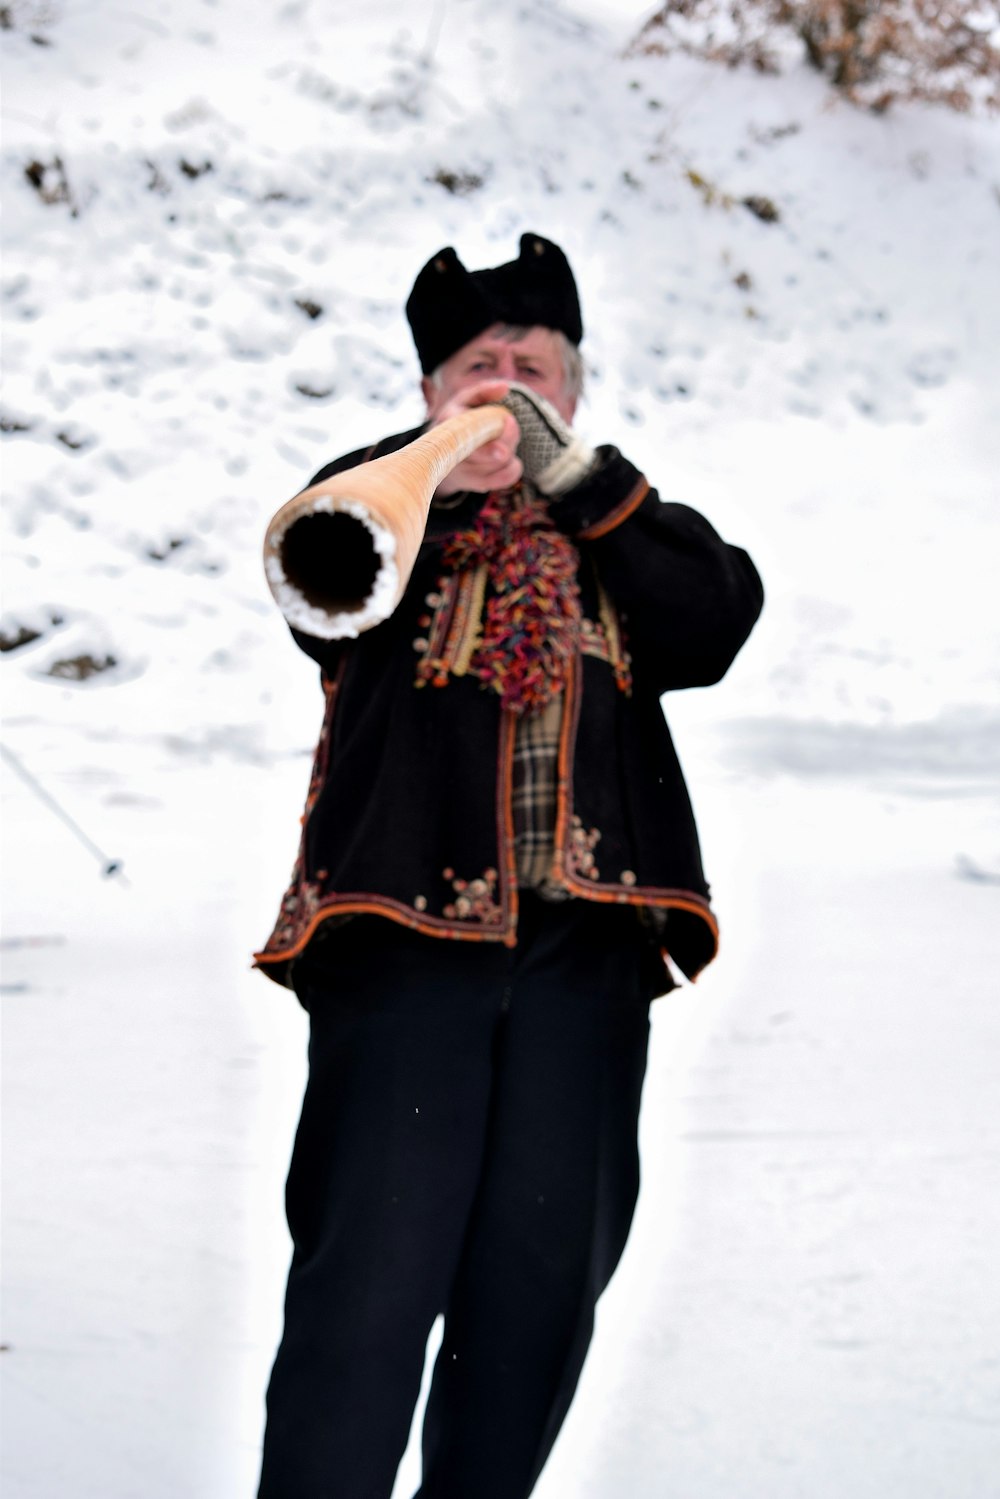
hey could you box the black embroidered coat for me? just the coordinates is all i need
[255,427,764,991]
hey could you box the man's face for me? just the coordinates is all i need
[422,324,577,424]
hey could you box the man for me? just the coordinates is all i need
[254,232,763,1499]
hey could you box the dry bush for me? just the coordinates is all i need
[631,0,1000,113]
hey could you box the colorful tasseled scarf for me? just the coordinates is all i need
[441,487,581,715]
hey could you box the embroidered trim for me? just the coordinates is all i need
[442,865,502,923]
[255,897,514,971]
[414,564,491,689]
[550,651,579,886]
[253,887,718,975]
[264,863,325,953]
[414,575,460,689]
[497,708,520,946]
[566,815,601,881]
[451,564,488,677]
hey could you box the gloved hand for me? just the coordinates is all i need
[501,383,597,496]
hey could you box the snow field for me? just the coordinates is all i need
[2,0,999,1493]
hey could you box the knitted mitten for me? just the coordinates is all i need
[501,383,596,496]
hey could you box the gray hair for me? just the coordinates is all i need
[427,324,584,403]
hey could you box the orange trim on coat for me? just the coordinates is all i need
[559,875,719,969]
[254,895,512,970]
[496,708,520,948]
[549,653,580,885]
[578,478,649,542]
[253,884,719,978]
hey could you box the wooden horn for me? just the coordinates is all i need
[263,404,507,640]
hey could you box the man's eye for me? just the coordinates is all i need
[518,367,542,379]
[469,360,492,372]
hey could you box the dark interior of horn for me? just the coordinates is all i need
[280,511,382,617]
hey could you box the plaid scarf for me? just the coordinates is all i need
[511,691,569,892]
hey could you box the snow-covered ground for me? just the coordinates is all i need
[2,1,999,1494]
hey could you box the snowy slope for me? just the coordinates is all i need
[2,1,999,1495]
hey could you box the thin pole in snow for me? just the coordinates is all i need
[0,741,128,884]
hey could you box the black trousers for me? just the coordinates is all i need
[257,896,656,1499]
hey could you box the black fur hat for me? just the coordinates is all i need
[406,232,583,375]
